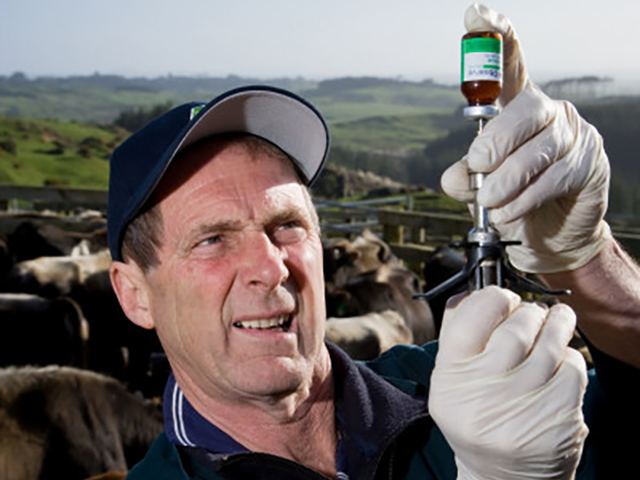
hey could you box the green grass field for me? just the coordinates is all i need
[330,112,461,152]
[0,117,127,188]
[311,84,463,124]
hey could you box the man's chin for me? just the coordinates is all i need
[231,358,311,399]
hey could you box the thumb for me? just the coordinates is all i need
[464,3,529,106]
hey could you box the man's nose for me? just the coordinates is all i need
[239,232,289,289]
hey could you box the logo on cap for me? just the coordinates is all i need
[190,105,205,120]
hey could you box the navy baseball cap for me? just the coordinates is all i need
[108,85,331,262]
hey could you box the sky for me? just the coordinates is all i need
[2,0,639,89]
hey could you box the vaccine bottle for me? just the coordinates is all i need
[461,31,502,119]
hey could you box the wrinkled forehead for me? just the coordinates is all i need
[149,133,305,209]
[152,141,318,239]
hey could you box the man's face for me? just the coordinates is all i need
[141,140,328,403]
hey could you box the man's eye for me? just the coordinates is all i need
[197,235,222,247]
[276,220,306,233]
[281,221,300,229]
[274,221,306,243]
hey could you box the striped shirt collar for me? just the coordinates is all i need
[163,372,247,453]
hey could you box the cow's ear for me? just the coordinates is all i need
[110,261,155,329]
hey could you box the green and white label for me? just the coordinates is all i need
[461,37,502,83]
[190,105,205,120]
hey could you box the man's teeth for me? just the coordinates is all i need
[235,315,290,330]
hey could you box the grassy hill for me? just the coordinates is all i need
[331,111,463,153]
[1,74,639,219]
[0,117,127,188]
[302,78,462,124]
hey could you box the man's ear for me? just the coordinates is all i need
[110,260,155,330]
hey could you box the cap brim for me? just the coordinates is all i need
[178,87,330,185]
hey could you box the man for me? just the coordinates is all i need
[108,5,638,480]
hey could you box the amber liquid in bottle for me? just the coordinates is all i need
[461,31,502,106]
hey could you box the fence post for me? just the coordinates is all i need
[409,226,424,244]
[383,222,403,245]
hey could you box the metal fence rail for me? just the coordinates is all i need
[0,184,108,212]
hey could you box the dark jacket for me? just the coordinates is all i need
[126,340,637,479]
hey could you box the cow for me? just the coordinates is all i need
[5,220,107,264]
[0,293,89,369]
[323,229,401,290]
[325,310,413,360]
[323,231,436,350]
[0,365,163,480]
[323,237,357,289]
[326,264,436,346]
[6,248,112,298]
[4,251,166,398]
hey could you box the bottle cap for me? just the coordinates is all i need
[463,105,500,120]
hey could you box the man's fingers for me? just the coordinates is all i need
[466,84,557,177]
[477,99,589,216]
[438,286,522,366]
[478,126,573,214]
[515,303,583,394]
[440,158,474,203]
[487,159,574,226]
[479,302,547,374]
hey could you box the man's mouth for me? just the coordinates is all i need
[233,315,293,332]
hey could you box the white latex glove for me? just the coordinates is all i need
[441,3,612,274]
[429,286,588,480]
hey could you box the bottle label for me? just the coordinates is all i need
[461,37,502,83]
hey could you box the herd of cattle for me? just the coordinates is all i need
[0,211,166,480]
[0,208,511,479]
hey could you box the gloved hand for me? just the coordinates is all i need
[429,286,589,480]
[441,3,612,274]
